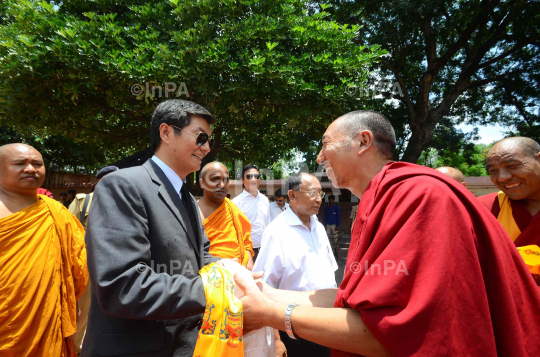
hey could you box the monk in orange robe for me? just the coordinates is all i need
[198,162,254,269]
[0,143,88,357]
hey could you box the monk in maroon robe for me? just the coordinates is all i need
[235,111,540,357]
[478,137,540,247]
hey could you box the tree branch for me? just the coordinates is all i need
[477,39,536,69]
[380,59,415,119]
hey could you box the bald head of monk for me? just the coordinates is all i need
[0,143,45,197]
[199,162,230,203]
[486,137,540,201]
[436,167,466,187]
[317,110,396,196]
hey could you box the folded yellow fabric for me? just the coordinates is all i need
[193,263,243,357]
[517,245,540,275]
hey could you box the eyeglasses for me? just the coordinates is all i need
[296,190,325,198]
[170,125,212,148]
[246,174,261,180]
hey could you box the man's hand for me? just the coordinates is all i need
[234,271,273,333]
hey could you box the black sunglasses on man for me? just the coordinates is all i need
[170,124,213,148]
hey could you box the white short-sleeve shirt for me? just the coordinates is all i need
[232,190,270,248]
[253,208,338,291]
[269,201,290,222]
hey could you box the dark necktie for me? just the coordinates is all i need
[180,184,198,239]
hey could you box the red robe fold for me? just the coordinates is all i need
[478,192,540,246]
[334,162,540,357]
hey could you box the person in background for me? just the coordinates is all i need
[64,189,76,208]
[0,143,88,356]
[59,192,68,204]
[254,172,337,357]
[349,202,359,232]
[67,165,119,354]
[198,161,255,270]
[232,164,270,261]
[237,110,540,357]
[436,166,467,187]
[269,188,289,222]
[323,194,340,241]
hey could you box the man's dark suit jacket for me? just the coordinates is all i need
[82,159,219,357]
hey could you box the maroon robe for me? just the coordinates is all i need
[334,162,540,357]
[478,192,540,246]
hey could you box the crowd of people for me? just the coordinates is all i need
[0,99,539,357]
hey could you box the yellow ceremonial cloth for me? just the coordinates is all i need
[517,245,540,275]
[0,195,88,357]
[193,263,243,357]
[203,198,254,266]
[497,191,521,242]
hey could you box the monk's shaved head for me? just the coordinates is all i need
[489,137,540,158]
[436,167,465,185]
[200,162,229,180]
[0,143,45,197]
[0,143,40,161]
[199,161,230,202]
[486,136,540,201]
[334,110,396,159]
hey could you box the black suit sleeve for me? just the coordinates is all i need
[86,173,206,320]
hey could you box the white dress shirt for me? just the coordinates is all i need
[253,208,338,291]
[151,156,184,198]
[269,201,290,222]
[232,189,270,248]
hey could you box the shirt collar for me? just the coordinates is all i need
[283,207,315,231]
[151,155,184,194]
[241,188,260,199]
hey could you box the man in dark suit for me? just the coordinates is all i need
[82,100,223,356]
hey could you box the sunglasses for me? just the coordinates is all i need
[246,174,261,180]
[170,125,212,148]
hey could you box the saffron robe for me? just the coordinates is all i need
[334,163,540,357]
[478,191,540,246]
[203,198,254,266]
[0,195,88,357]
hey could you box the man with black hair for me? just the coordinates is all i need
[83,99,227,356]
[269,188,289,222]
[232,164,270,261]
[64,189,76,208]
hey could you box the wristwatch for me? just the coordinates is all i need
[284,303,299,339]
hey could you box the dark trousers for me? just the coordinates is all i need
[279,331,331,357]
[253,247,260,262]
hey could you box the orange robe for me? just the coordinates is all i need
[0,195,88,357]
[203,198,254,266]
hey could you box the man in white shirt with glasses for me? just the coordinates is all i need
[232,164,270,261]
[253,172,337,357]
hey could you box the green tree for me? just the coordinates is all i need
[326,0,540,162]
[418,142,492,176]
[0,0,385,179]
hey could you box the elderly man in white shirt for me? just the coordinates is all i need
[269,188,290,222]
[232,164,270,261]
[253,172,337,357]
